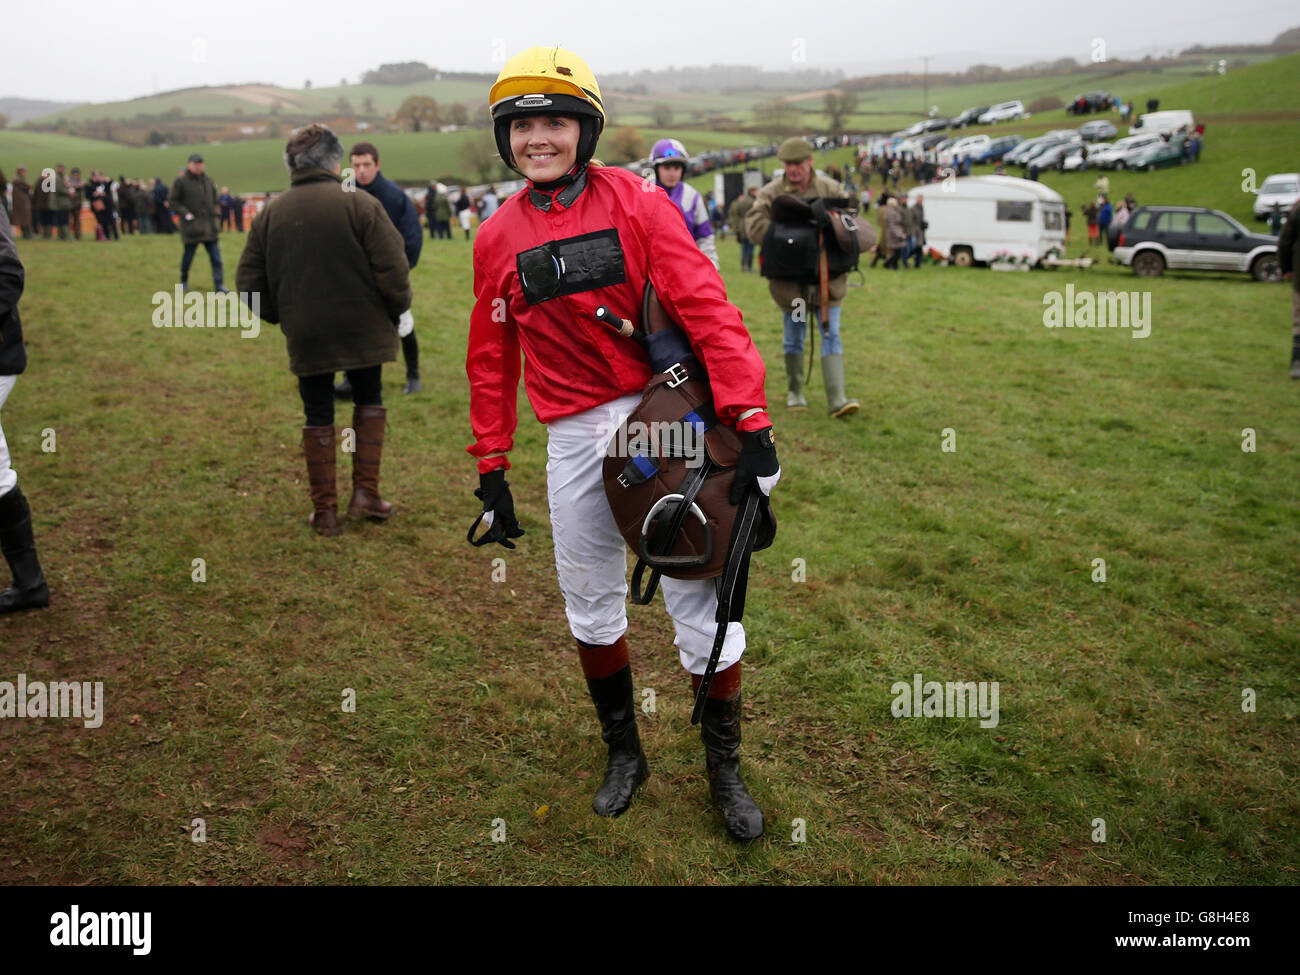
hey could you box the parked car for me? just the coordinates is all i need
[1017,137,1070,168]
[1078,119,1118,141]
[954,106,990,128]
[1129,140,1186,172]
[979,100,1027,125]
[1064,143,1110,171]
[948,134,992,158]
[973,135,1024,163]
[918,133,949,151]
[1129,109,1195,138]
[924,117,954,132]
[1112,206,1281,281]
[1035,140,1086,169]
[1253,172,1300,220]
[907,174,1066,266]
[1093,133,1165,169]
[1004,135,1058,166]
[1067,91,1113,115]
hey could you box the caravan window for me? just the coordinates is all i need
[996,201,1033,222]
[1042,208,1063,231]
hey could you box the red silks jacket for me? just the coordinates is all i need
[466,164,768,473]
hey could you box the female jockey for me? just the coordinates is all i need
[650,138,719,269]
[465,47,779,841]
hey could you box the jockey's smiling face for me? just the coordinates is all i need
[510,115,579,183]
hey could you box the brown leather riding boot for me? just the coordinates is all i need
[348,405,393,520]
[302,425,340,537]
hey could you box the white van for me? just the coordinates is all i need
[907,175,1067,266]
[1128,109,1195,138]
[979,101,1027,125]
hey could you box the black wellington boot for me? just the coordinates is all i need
[401,332,421,394]
[585,664,650,817]
[699,693,765,841]
[0,487,51,614]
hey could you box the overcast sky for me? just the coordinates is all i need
[5,0,1296,103]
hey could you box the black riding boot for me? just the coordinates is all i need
[401,332,421,394]
[586,664,649,817]
[0,487,50,614]
[699,693,765,841]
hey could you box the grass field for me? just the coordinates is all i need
[1,160,1297,883]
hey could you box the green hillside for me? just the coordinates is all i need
[1119,49,1300,115]
[837,64,1211,119]
[0,130,132,162]
[29,78,764,129]
[33,80,490,126]
[30,56,1279,134]
[802,55,1299,133]
[7,52,1296,196]
[0,127,775,193]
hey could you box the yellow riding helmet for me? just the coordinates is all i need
[490,46,604,122]
[490,46,605,176]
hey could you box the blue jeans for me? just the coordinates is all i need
[783,305,842,357]
[905,234,923,267]
[181,240,224,287]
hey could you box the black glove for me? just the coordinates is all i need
[730,426,781,505]
[468,470,525,549]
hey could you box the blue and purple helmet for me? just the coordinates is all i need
[651,138,689,167]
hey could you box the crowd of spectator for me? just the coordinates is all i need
[0,163,232,241]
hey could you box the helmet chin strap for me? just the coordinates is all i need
[530,161,587,193]
[527,163,590,212]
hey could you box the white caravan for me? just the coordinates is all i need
[907,175,1067,265]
